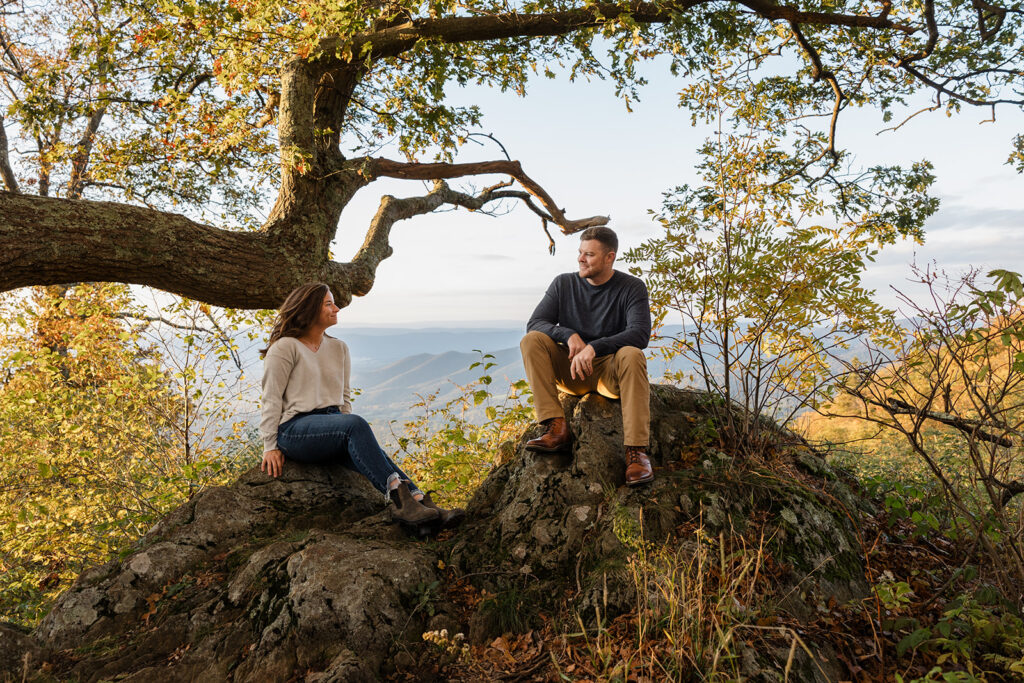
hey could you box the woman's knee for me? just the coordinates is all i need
[338,412,370,431]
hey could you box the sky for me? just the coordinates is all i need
[329,63,1024,328]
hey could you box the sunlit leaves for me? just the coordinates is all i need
[392,354,533,504]
[625,61,933,437]
[0,284,255,625]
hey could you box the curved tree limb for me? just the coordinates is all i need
[972,0,1007,41]
[789,22,845,157]
[363,157,609,234]
[314,0,910,71]
[345,177,601,295]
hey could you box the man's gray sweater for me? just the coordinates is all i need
[527,270,651,357]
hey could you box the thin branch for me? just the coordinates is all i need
[68,106,107,199]
[467,132,512,161]
[900,63,1024,107]
[0,24,24,77]
[869,396,1014,447]
[876,103,941,134]
[347,178,580,293]
[0,114,18,193]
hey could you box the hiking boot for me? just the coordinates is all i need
[624,446,654,486]
[420,491,466,528]
[525,417,572,453]
[389,482,440,526]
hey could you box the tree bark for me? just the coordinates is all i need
[0,191,372,309]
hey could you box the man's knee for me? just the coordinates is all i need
[615,345,646,370]
[520,330,553,355]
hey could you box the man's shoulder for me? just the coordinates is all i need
[612,270,648,292]
[552,272,578,285]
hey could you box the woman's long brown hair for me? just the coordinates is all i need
[260,282,330,357]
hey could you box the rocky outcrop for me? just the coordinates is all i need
[21,465,439,682]
[452,387,869,644]
[4,385,872,682]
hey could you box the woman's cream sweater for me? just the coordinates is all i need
[260,336,352,451]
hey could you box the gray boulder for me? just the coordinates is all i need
[8,385,870,682]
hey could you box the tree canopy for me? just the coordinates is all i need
[0,0,1021,308]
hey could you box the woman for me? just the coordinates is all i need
[260,282,462,529]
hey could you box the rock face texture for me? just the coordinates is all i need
[3,386,871,681]
[20,465,438,682]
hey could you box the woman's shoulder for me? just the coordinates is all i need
[266,336,302,357]
[322,335,349,354]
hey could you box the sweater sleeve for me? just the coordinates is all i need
[341,342,352,414]
[588,279,652,357]
[260,342,295,451]
[527,276,576,344]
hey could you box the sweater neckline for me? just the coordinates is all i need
[295,335,334,354]
[578,270,618,289]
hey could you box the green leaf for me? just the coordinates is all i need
[897,628,931,657]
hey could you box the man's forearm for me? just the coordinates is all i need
[589,326,650,357]
[527,318,575,344]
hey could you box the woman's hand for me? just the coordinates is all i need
[261,449,285,478]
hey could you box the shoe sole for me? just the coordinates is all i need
[625,474,655,487]
[525,443,572,454]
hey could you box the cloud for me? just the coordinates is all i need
[925,204,1024,232]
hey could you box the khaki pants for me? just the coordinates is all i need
[519,330,650,446]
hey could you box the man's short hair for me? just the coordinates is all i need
[580,226,618,253]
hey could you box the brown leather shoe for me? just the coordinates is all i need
[624,446,654,486]
[389,482,441,526]
[420,491,466,529]
[525,417,572,453]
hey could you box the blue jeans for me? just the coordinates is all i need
[277,407,421,496]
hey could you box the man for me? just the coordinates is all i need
[520,225,653,485]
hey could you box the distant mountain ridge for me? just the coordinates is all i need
[341,327,526,367]
[352,347,524,425]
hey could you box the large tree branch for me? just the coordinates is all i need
[0,191,371,309]
[363,158,609,234]
[344,179,575,293]
[317,1,908,67]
